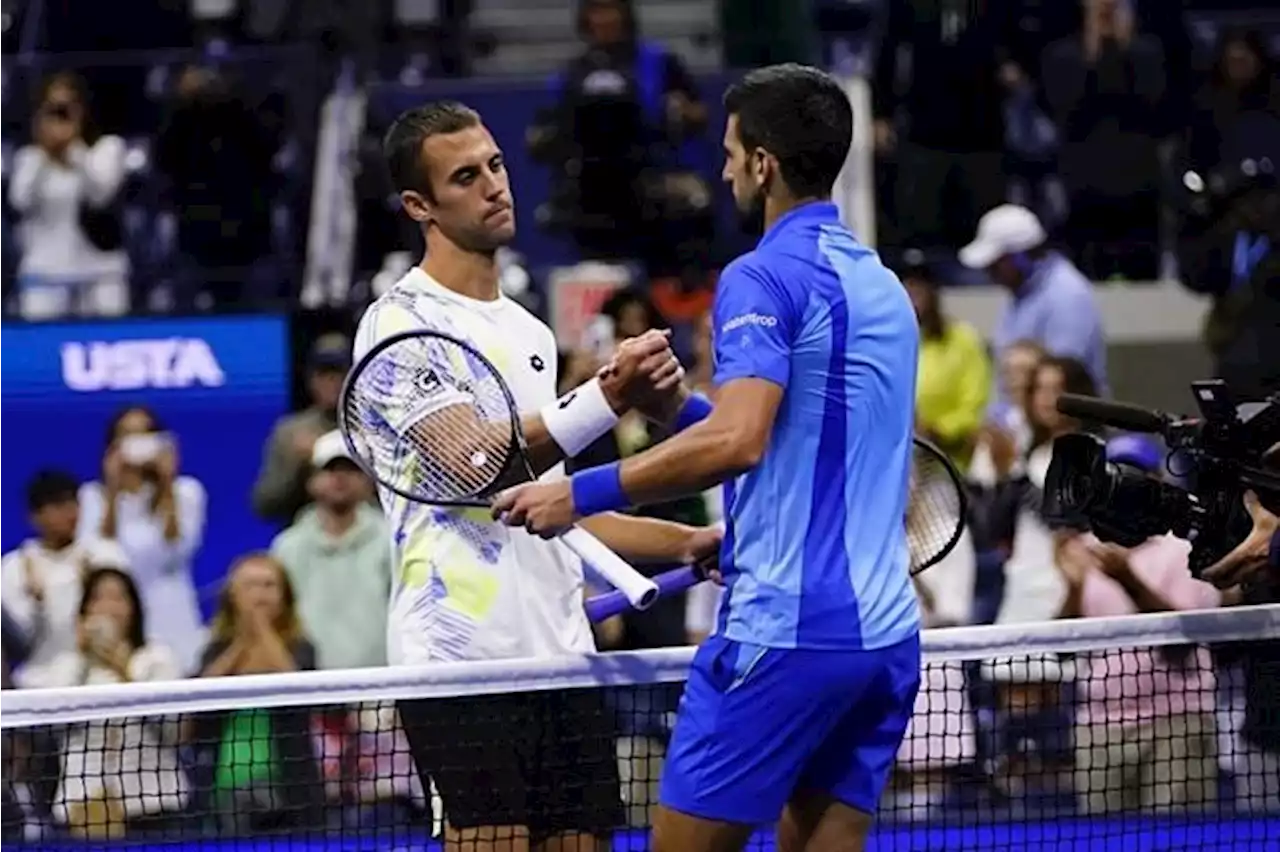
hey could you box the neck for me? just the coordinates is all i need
[762,193,826,234]
[421,234,502,302]
[319,504,359,537]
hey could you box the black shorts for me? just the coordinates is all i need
[399,688,624,840]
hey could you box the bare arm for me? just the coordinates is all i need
[199,641,247,678]
[616,379,783,507]
[578,513,698,564]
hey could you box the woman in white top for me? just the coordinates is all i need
[6,72,129,320]
[78,406,207,672]
[28,567,188,837]
[995,355,1099,625]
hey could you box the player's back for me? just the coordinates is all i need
[712,202,920,652]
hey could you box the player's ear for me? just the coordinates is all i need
[400,189,433,224]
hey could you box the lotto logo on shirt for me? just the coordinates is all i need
[721,312,780,334]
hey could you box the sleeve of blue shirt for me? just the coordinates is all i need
[712,260,801,390]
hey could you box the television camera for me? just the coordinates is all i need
[1043,380,1280,576]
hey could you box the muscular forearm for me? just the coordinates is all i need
[617,417,755,508]
[579,513,696,563]
[519,414,571,476]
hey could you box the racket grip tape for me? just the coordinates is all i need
[586,565,703,623]
[560,527,659,610]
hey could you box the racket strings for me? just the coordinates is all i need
[906,443,966,573]
[342,335,520,503]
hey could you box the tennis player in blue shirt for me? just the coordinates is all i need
[494,64,922,852]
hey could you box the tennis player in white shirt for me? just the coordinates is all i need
[360,100,720,852]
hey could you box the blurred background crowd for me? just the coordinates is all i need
[2,0,1279,844]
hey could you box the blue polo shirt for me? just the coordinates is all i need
[712,202,921,650]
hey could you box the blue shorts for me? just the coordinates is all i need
[660,632,921,824]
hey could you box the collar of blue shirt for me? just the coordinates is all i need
[758,200,842,249]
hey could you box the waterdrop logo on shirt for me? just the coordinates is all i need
[721,312,780,334]
[61,338,226,391]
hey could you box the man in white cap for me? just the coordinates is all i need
[270,430,391,670]
[959,204,1107,411]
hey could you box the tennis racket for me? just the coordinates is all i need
[584,435,967,622]
[339,328,660,610]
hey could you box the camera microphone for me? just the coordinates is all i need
[1056,394,1169,434]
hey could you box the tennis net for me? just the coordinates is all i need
[2,605,1278,851]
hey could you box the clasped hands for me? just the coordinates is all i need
[493,329,687,536]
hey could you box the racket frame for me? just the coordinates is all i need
[338,328,534,506]
[908,435,969,575]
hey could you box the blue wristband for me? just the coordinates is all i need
[674,393,713,434]
[571,462,629,517]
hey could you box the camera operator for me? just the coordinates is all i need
[1178,158,1280,399]
[1204,488,1280,592]
[1202,447,1280,811]
[527,0,711,266]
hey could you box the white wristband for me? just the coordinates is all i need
[540,377,620,458]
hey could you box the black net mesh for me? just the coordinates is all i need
[3,621,1278,850]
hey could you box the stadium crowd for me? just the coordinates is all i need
[2,0,1278,845]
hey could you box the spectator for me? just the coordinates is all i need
[532,0,710,264]
[1,470,128,688]
[872,0,1026,249]
[959,204,1106,405]
[26,568,187,838]
[6,72,128,320]
[995,356,1098,625]
[1187,28,1280,173]
[1056,438,1220,815]
[902,255,991,468]
[192,553,321,834]
[253,333,348,524]
[969,338,1047,487]
[1041,0,1167,280]
[78,406,206,673]
[570,290,708,652]
[270,431,389,670]
[152,63,280,310]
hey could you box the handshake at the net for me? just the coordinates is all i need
[595,329,689,423]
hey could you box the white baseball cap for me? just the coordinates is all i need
[312,429,354,469]
[958,204,1047,269]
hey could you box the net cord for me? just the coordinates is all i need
[4,604,1277,728]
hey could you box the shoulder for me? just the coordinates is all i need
[355,274,445,355]
[948,319,986,349]
[715,253,809,330]
[501,298,556,353]
[13,145,44,167]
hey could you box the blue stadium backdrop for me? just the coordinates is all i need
[1,315,290,617]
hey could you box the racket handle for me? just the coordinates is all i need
[586,565,702,623]
[561,527,659,611]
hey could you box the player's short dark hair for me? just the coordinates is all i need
[722,64,852,199]
[26,469,79,512]
[384,100,482,198]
